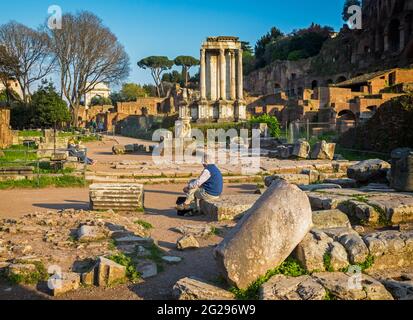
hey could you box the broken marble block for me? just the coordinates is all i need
[136,260,157,279]
[260,275,326,300]
[347,159,391,183]
[176,235,200,251]
[363,230,413,270]
[89,183,144,211]
[95,257,126,287]
[50,272,81,296]
[200,194,260,221]
[312,210,352,230]
[310,141,336,160]
[312,272,393,300]
[292,140,311,159]
[172,277,234,300]
[77,225,107,242]
[294,230,349,272]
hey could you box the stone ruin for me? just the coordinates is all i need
[0,108,12,149]
[89,183,144,211]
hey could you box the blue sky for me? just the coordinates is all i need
[0,0,346,89]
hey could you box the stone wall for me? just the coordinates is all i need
[0,108,12,149]
[117,98,165,116]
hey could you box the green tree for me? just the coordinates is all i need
[242,41,255,75]
[137,56,173,97]
[120,83,148,101]
[31,80,71,128]
[0,45,21,106]
[90,96,112,106]
[174,56,200,87]
[162,70,185,86]
[342,0,361,22]
[255,27,284,68]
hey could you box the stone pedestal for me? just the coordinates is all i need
[89,183,144,211]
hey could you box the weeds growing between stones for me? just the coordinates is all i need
[230,258,308,300]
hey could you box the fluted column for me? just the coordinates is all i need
[230,50,236,100]
[200,49,206,100]
[219,48,226,100]
[237,49,244,100]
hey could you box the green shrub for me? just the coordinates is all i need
[230,257,307,300]
[2,260,48,285]
[108,253,140,283]
[134,220,153,230]
[249,114,281,138]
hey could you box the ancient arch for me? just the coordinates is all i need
[388,19,401,52]
[311,80,318,90]
[338,110,356,121]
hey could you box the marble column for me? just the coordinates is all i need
[200,49,206,100]
[219,49,226,100]
[230,50,236,100]
[237,49,244,100]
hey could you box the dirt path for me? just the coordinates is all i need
[0,182,256,300]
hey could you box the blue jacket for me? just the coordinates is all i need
[202,164,223,197]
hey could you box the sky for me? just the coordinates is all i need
[0,0,346,90]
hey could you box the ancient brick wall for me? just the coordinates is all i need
[0,108,13,149]
[117,98,165,116]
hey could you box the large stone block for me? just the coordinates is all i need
[215,180,313,289]
[312,210,351,229]
[313,272,393,300]
[95,257,126,287]
[347,159,391,183]
[292,140,311,159]
[310,141,336,160]
[266,174,310,186]
[260,275,326,300]
[200,194,260,221]
[50,272,81,296]
[172,277,234,300]
[89,183,144,211]
[363,231,413,270]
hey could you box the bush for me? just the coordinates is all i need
[249,114,281,138]
[90,96,112,106]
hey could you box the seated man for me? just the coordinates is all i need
[177,153,223,211]
[68,139,96,165]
